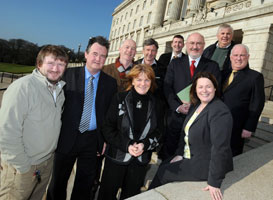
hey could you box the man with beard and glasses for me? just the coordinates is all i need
[0,45,68,200]
[163,33,221,160]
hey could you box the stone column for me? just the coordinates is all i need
[168,0,184,22]
[152,0,167,27]
[187,0,204,17]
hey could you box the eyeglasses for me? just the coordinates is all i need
[187,42,204,46]
[45,61,66,68]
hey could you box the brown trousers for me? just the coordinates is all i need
[0,156,53,200]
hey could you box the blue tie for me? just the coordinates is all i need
[79,76,94,133]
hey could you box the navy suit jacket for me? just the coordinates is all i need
[56,67,117,154]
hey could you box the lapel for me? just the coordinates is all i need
[224,68,247,92]
[96,71,106,112]
[194,56,206,76]
[183,56,192,82]
[183,100,211,130]
[78,67,86,109]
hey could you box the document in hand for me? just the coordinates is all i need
[177,84,192,103]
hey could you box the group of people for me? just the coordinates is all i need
[0,23,265,200]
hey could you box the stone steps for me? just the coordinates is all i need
[130,142,273,200]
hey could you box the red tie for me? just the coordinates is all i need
[190,60,196,78]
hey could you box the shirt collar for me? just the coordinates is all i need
[216,42,231,49]
[171,52,183,58]
[84,66,100,80]
[188,56,201,67]
[141,58,157,65]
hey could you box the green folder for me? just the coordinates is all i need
[177,84,192,103]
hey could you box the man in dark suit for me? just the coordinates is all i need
[203,23,236,78]
[222,44,265,156]
[47,36,117,200]
[158,35,185,70]
[163,32,221,159]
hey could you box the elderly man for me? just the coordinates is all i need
[158,35,185,69]
[203,23,236,76]
[222,44,265,156]
[162,32,221,160]
[103,39,136,91]
[0,45,68,200]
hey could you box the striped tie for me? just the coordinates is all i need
[79,76,94,133]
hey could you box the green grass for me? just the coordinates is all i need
[0,63,35,74]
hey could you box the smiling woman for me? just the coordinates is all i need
[98,64,164,200]
[149,72,233,200]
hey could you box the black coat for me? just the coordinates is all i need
[222,66,265,148]
[164,55,221,129]
[56,67,117,154]
[203,41,236,79]
[175,98,233,188]
[158,52,186,70]
[102,90,164,165]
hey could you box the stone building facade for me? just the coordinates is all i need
[106,0,273,97]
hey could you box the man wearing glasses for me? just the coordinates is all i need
[0,45,68,199]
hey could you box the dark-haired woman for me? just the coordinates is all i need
[98,64,164,200]
[149,72,233,200]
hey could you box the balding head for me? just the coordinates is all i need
[119,39,136,64]
[186,33,205,59]
[230,44,249,71]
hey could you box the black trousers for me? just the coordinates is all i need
[98,158,147,200]
[159,111,185,160]
[47,131,98,200]
[149,157,201,189]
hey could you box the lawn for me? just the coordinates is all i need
[0,63,35,74]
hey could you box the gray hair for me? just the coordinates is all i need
[143,38,158,49]
[231,44,250,55]
[217,23,234,35]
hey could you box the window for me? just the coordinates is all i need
[122,25,125,34]
[125,12,128,20]
[133,19,137,29]
[143,0,146,9]
[136,5,139,14]
[127,22,131,32]
[167,2,172,16]
[118,27,121,35]
[130,9,133,17]
[147,12,152,24]
[150,0,154,5]
[139,16,143,27]
[116,18,119,25]
[120,15,123,23]
[136,31,140,47]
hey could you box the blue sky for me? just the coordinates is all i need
[0,0,123,51]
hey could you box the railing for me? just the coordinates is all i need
[265,85,273,100]
[0,72,25,83]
